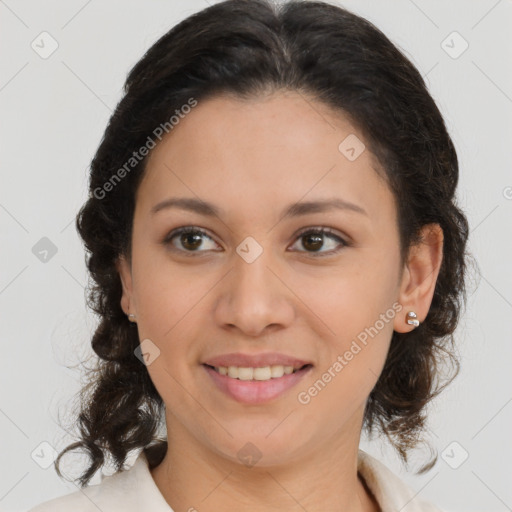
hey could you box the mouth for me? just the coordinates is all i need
[202,363,314,404]
[203,363,313,381]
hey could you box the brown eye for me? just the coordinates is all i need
[301,232,324,252]
[164,227,218,254]
[290,228,348,256]
[179,231,203,251]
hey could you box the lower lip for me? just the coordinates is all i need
[203,364,313,405]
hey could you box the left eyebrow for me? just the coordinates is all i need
[281,198,368,219]
[150,197,368,218]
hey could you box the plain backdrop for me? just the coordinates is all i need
[1,1,511,511]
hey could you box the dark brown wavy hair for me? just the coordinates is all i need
[54,0,470,486]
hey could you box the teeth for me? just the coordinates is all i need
[214,365,299,381]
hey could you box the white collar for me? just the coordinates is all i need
[37,449,441,511]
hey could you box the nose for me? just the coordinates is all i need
[213,246,295,338]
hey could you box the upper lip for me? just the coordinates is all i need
[203,352,313,369]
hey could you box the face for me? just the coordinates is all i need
[117,91,422,467]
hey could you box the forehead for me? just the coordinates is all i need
[146,91,367,166]
[136,91,394,225]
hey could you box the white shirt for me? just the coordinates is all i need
[27,449,443,512]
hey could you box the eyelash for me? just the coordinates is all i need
[162,226,349,258]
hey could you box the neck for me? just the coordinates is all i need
[150,414,380,512]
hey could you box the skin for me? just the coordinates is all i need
[116,90,443,512]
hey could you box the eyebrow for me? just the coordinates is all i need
[150,197,368,219]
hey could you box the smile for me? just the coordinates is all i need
[203,363,313,404]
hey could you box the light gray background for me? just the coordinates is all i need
[1,1,511,511]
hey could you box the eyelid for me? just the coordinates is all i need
[293,225,348,242]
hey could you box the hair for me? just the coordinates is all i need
[54,0,470,486]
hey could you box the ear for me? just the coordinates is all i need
[116,254,135,317]
[394,223,444,333]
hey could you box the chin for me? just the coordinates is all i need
[205,427,309,469]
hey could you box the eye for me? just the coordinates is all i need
[288,227,348,257]
[163,226,348,257]
[163,227,219,254]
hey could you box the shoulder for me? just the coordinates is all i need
[27,451,173,512]
[26,465,137,512]
[357,450,445,512]
[27,488,98,512]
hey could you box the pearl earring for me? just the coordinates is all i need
[128,313,137,322]
[406,311,419,327]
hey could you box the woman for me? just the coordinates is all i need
[29,0,469,510]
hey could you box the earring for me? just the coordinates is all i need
[406,311,419,327]
[128,313,137,323]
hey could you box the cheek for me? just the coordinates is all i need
[296,286,396,423]
[295,250,400,399]
[303,250,400,340]
[131,243,208,338]
[128,258,208,408]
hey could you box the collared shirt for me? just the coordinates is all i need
[28,449,443,512]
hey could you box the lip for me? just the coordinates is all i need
[203,363,313,404]
[202,352,312,369]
